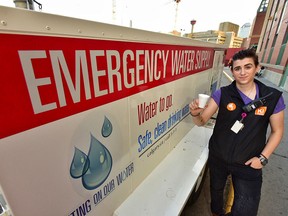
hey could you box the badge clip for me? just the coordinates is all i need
[231,113,247,134]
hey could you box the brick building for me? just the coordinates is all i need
[255,0,288,90]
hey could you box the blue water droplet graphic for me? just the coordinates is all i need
[102,116,113,138]
[82,134,113,190]
[70,147,90,179]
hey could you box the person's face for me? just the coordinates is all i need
[231,57,259,85]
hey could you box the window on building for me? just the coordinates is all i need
[282,26,288,45]
[275,1,288,65]
[276,25,288,65]
[258,0,269,12]
[272,33,278,47]
[267,0,281,63]
[276,0,287,34]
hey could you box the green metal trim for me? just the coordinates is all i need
[267,47,274,63]
[279,64,288,88]
[276,44,285,65]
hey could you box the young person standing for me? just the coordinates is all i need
[189,49,285,216]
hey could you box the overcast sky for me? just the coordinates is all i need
[1,0,261,33]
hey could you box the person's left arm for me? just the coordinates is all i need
[245,110,285,169]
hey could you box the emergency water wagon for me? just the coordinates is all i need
[0,5,225,216]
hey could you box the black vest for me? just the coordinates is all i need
[209,79,282,164]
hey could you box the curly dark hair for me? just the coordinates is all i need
[229,49,259,69]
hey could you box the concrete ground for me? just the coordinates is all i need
[181,68,288,216]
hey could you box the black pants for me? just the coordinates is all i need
[208,154,262,216]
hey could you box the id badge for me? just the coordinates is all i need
[231,120,244,134]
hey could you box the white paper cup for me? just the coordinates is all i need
[198,94,210,108]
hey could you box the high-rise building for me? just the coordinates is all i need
[255,0,288,90]
[246,0,268,50]
[184,21,243,48]
[219,22,240,36]
[238,23,251,38]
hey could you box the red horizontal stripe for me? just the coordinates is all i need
[0,33,214,138]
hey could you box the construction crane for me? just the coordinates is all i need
[162,0,182,33]
[174,0,181,31]
[112,0,117,23]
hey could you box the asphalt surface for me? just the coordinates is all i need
[181,67,288,216]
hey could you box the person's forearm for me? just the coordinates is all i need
[190,98,218,126]
[261,130,283,158]
[191,113,206,126]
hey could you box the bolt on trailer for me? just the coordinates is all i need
[0,5,225,216]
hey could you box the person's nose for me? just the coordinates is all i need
[239,67,245,75]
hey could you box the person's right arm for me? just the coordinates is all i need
[189,98,218,126]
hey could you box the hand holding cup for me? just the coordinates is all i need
[198,94,210,108]
[189,94,210,117]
